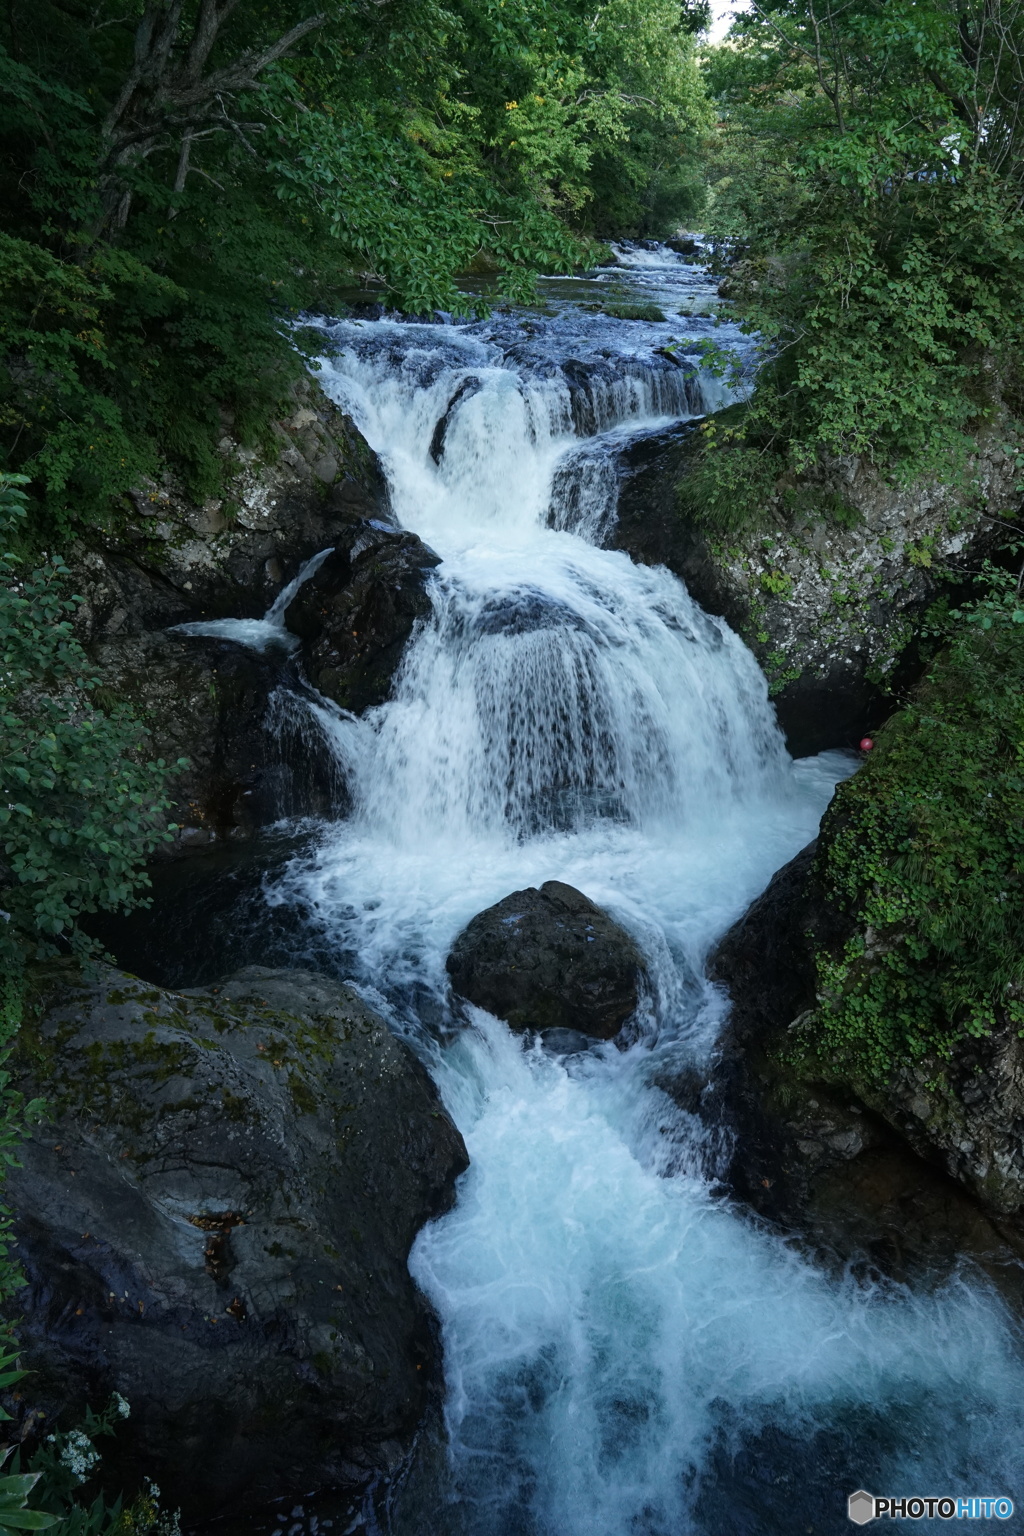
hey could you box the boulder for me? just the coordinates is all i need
[9,963,468,1518]
[704,845,1024,1284]
[446,881,646,1038]
[285,526,442,712]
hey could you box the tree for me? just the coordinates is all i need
[93,1,331,239]
[699,0,1024,482]
[1,0,710,525]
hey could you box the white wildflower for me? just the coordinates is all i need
[59,1428,100,1483]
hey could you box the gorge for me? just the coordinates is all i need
[24,244,1022,1534]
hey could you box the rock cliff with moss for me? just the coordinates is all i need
[707,612,1024,1274]
[69,380,438,851]
[610,422,1022,753]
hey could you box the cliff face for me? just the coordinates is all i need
[614,422,1024,1282]
[609,424,1022,754]
[706,843,1024,1294]
[72,378,389,638]
[71,380,437,852]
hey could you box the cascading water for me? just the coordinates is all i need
[260,249,1024,1533]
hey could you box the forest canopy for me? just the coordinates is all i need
[697,0,1024,504]
[0,0,710,527]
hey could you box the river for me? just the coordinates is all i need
[212,246,1024,1533]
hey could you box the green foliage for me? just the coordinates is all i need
[1,0,710,527]
[0,476,181,972]
[678,406,785,533]
[7,1393,180,1536]
[700,0,1024,480]
[809,572,1024,1082]
[0,1467,59,1535]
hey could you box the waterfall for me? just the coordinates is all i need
[172,544,334,650]
[261,251,1024,1533]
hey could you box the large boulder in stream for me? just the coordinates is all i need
[446,881,647,1038]
[285,526,442,711]
[8,963,468,1518]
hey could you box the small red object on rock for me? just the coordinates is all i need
[859,737,874,751]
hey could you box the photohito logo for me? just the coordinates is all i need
[848,1491,1015,1523]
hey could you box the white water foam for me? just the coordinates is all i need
[263,256,1024,1533]
[171,544,334,651]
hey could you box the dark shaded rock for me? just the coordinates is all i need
[286,526,441,711]
[429,377,482,464]
[446,880,647,1038]
[91,632,347,852]
[665,237,700,258]
[704,845,1024,1289]
[84,827,331,991]
[10,962,468,1519]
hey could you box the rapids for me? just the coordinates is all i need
[255,246,1023,1532]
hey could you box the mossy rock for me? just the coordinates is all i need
[602,302,667,322]
[9,962,467,1518]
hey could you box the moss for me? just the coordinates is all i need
[288,1073,318,1117]
[601,302,667,322]
[807,618,1024,1086]
[782,483,861,529]
[221,1089,250,1123]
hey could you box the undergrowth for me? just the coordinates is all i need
[807,563,1024,1082]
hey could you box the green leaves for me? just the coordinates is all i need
[1,0,712,523]
[812,587,1024,1082]
[701,0,1024,480]
[0,474,180,972]
[0,1475,60,1534]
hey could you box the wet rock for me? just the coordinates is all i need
[665,237,700,258]
[705,845,1024,1285]
[608,424,1020,755]
[90,632,347,851]
[446,881,647,1038]
[9,962,468,1518]
[429,377,482,464]
[474,588,584,636]
[286,526,441,711]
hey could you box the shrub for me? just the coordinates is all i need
[810,567,1024,1080]
[0,475,182,976]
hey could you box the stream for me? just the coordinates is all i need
[203,247,1024,1532]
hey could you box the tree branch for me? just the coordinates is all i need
[93,6,327,239]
